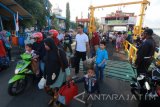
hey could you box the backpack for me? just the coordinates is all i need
[57,48,69,72]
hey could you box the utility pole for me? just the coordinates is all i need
[44,0,50,31]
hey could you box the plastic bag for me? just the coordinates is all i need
[85,57,95,69]
[38,77,46,89]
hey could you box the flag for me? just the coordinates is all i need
[16,12,19,32]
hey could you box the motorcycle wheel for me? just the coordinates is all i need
[8,79,27,96]
[131,88,147,101]
[131,88,141,101]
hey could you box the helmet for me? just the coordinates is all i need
[49,29,58,38]
[32,32,43,43]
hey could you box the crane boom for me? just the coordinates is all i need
[90,1,149,9]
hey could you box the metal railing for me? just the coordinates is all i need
[123,40,137,63]
[123,40,159,64]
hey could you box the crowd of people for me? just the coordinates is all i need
[9,24,108,105]
[91,30,131,53]
[23,24,109,105]
[0,24,157,105]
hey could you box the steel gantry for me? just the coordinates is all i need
[88,0,150,37]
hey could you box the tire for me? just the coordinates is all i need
[131,88,141,101]
[131,88,148,101]
[8,78,27,96]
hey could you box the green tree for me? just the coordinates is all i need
[70,22,77,30]
[50,14,60,30]
[66,2,70,31]
[15,0,52,30]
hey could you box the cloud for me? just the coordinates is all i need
[145,0,160,28]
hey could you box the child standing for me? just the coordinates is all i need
[25,44,40,76]
[95,41,108,81]
[73,68,99,106]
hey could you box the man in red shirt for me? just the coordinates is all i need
[90,32,100,57]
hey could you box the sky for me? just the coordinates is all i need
[49,0,160,28]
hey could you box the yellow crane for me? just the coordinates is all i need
[89,0,150,38]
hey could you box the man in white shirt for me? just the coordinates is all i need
[74,24,90,76]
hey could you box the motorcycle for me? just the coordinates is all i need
[8,53,34,96]
[130,57,160,101]
[130,71,150,101]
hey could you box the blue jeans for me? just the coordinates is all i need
[40,60,45,74]
[95,65,105,80]
[90,45,96,58]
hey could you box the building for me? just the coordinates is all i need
[101,10,136,31]
[0,0,32,32]
[52,7,62,16]
[76,17,90,33]
[55,15,66,30]
[52,7,76,30]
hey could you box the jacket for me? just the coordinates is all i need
[135,37,156,67]
[75,74,99,93]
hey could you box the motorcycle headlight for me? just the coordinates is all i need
[15,68,21,74]
[145,81,150,90]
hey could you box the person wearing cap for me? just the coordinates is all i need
[135,28,156,75]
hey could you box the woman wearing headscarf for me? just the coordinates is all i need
[43,38,60,85]
[43,38,70,105]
